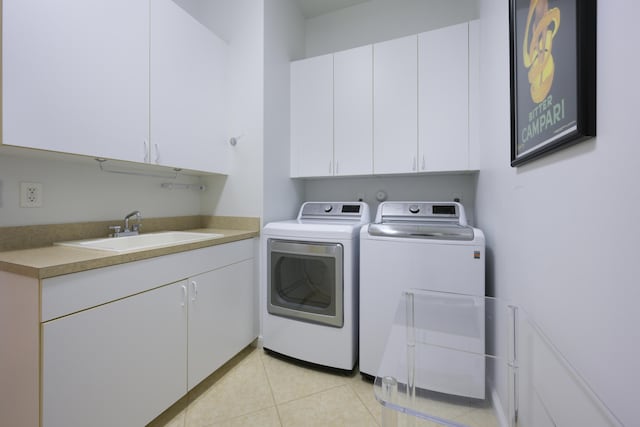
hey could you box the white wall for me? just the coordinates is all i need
[257,0,307,347]
[300,0,479,221]
[304,174,478,225]
[0,149,204,226]
[476,1,638,425]
[304,0,477,57]
[174,0,304,224]
[263,0,306,225]
[175,0,265,219]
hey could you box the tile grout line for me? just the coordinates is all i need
[275,382,349,406]
[259,350,353,406]
[259,350,361,420]
[257,350,285,427]
[186,347,273,427]
[345,379,382,426]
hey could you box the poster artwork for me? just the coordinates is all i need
[515,0,578,157]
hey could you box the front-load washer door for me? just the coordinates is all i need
[268,239,344,327]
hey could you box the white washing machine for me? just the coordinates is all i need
[359,201,486,398]
[263,201,370,371]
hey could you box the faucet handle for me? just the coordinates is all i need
[108,225,122,237]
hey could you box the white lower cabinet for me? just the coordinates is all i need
[42,280,188,427]
[39,240,256,427]
[187,259,255,389]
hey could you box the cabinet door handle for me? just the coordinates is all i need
[335,160,339,175]
[181,285,187,307]
[154,143,160,164]
[421,155,426,171]
[412,156,417,172]
[329,161,332,174]
[191,281,198,302]
[143,140,149,163]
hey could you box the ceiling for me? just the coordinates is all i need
[294,0,371,19]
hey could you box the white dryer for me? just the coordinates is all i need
[359,201,486,398]
[263,202,370,371]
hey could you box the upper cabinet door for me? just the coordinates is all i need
[418,22,469,172]
[373,35,418,175]
[150,0,229,174]
[334,45,373,176]
[290,54,334,178]
[2,0,150,162]
[468,20,480,171]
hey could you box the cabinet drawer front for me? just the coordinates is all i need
[42,239,255,321]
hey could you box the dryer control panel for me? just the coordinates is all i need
[298,202,370,223]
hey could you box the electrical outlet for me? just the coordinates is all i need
[20,182,43,208]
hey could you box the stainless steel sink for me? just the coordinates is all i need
[55,231,223,253]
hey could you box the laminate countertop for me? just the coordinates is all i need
[0,228,259,280]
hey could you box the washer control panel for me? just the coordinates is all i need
[375,201,467,226]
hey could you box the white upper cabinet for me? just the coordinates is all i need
[418,22,470,172]
[3,0,229,174]
[290,54,334,178]
[289,22,476,178]
[334,45,373,176]
[2,0,150,162]
[290,46,373,178]
[373,35,418,175]
[150,0,229,174]
[468,19,480,171]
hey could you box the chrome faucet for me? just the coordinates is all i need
[109,210,142,237]
[124,210,142,233]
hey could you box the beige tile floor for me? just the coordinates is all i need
[148,344,497,427]
[148,345,382,427]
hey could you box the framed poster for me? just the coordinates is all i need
[509,0,597,167]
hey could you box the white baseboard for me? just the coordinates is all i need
[492,387,509,427]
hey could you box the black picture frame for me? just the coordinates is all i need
[509,0,597,167]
